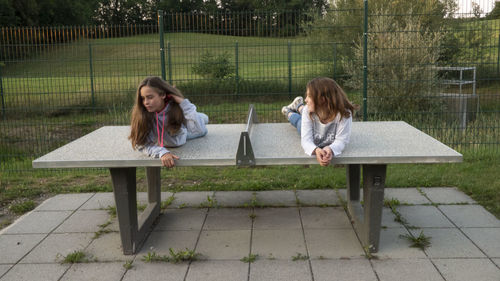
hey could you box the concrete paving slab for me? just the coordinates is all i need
[253,208,301,230]
[249,260,311,281]
[251,229,306,260]
[0,265,12,278]
[493,258,500,268]
[203,208,252,230]
[168,191,215,208]
[196,230,251,260]
[60,262,126,281]
[254,190,297,207]
[300,207,351,229]
[337,189,347,200]
[154,208,207,231]
[372,258,444,281]
[54,210,110,233]
[0,263,69,281]
[122,260,188,281]
[462,228,500,258]
[439,205,500,227]
[86,232,130,261]
[36,193,94,211]
[384,188,430,204]
[138,230,199,255]
[310,259,377,281]
[396,205,454,228]
[0,234,46,263]
[304,229,364,259]
[80,193,115,210]
[420,187,477,204]
[296,190,340,206]
[381,207,403,228]
[410,228,485,258]
[186,260,248,281]
[2,211,72,234]
[213,191,255,207]
[432,258,500,281]
[20,233,93,263]
[376,228,427,259]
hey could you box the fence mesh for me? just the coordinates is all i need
[1,2,499,171]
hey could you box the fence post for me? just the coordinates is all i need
[0,63,5,120]
[288,41,292,100]
[362,0,368,121]
[158,10,166,81]
[88,43,95,110]
[235,41,239,97]
[158,10,167,80]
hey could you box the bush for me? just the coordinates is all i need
[192,50,234,79]
[343,9,444,115]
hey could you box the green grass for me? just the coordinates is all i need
[8,200,36,214]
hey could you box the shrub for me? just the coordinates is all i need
[343,9,444,115]
[192,50,234,79]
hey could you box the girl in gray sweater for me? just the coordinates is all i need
[282,77,358,166]
[129,76,208,167]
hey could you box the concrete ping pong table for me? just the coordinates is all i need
[33,105,462,254]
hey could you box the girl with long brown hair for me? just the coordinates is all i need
[129,76,208,167]
[281,77,359,166]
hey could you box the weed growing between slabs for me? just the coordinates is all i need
[58,250,96,264]
[142,248,199,263]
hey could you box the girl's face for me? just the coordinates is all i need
[305,88,315,112]
[141,86,166,112]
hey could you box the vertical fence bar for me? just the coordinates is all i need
[167,42,172,84]
[333,43,337,79]
[497,33,500,77]
[362,0,368,121]
[288,41,292,99]
[0,64,5,120]
[158,10,166,81]
[235,42,239,97]
[88,43,95,110]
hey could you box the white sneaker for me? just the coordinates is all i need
[287,96,304,112]
[281,106,290,116]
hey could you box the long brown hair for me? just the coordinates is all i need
[306,77,359,122]
[129,76,186,148]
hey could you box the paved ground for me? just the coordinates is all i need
[0,187,499,281]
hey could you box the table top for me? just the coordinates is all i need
[33,121,462,168]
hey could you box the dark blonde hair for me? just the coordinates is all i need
[129,76,186,148]
[306,77,359,122]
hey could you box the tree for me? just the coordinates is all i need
[94,0,157,25]
[343,9,444,114]
[472,1,483,18]
[0,0,18,26]
[487,1,500,19]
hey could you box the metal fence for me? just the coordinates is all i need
[1,2,499,171]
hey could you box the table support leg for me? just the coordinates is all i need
[109,167,138,255]
[109,167,162,255]
[346,164,386,253]
[137,167,161,243]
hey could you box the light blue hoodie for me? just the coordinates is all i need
[138,99,208,158]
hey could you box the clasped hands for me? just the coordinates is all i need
[314,146,333,166]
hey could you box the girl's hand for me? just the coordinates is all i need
[169,94,184,104]
[161,152,179,168]
[323,147,333,162]
[314,147,332,166]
